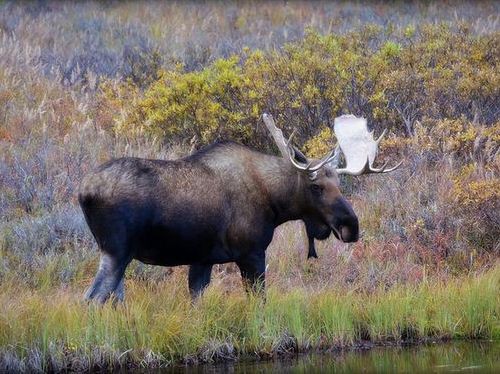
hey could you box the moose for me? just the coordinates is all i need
[79,114,401,303]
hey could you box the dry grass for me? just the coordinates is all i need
[1,1,498,83]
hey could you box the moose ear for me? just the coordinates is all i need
[292,146,308,164]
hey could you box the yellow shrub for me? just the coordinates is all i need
[450,163,499,251]
[411,119,499,165]
[303,127,335,158]
[452,164,500,207]
[102,26,499,154]
[138,57,252,146]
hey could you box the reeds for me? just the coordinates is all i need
[0,264,498,371]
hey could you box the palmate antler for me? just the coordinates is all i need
[262,113,290,159]
[262,113,401,177]
[333,115,402,175]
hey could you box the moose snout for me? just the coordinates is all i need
[331,197,359,243]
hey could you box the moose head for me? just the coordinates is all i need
[263,113,402,248]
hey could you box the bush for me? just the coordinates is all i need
[140,57,251,146]
[451,164,500,252]
[3,1,497,88]
[108,26,498,153]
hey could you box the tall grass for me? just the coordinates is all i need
[0,264,498,371]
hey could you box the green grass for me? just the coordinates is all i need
[0,264,498,371]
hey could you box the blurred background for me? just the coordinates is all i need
[0,1,499,370]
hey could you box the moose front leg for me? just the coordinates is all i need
[188,263,213,299]
[237,252,266,294]
[307,233,318,259]
[304,220,321,259]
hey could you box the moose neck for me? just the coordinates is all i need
[255,156,307,226]
[192,142,309,227]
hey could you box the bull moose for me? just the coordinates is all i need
[79,114,401,303]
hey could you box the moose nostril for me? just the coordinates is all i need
[341,226,350,241]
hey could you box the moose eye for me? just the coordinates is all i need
[310,184,322,195]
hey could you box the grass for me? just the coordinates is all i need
[0,264,498,371]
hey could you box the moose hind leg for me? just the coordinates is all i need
[85,253,130,304]
[84,215,132,304]
[114,278,125,302]
[188,263,213,299]
[84,259,106,301]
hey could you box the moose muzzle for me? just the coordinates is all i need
[330,197,359,243]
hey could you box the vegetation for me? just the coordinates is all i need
[103,25,499,148]
[0,0,499,370]
[1,266,498,371]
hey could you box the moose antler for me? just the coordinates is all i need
[262,113,339,174]
[262,113,401,177]
[333,115,402,175]
[262,113,290,158]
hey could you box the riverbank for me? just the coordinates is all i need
[168,341,500,373]
[1,264,498,371]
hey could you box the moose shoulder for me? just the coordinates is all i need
[79,114,400,303]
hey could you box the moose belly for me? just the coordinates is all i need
[131,222,226,266]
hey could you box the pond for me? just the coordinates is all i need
[164,341,500,373]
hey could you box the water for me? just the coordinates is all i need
[165,341,500,373]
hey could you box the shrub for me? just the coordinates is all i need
[140,57,252,146]
[409,119,499,163]
[451,164,500,252]
[3,1,497,89]
[107,26,498,154]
